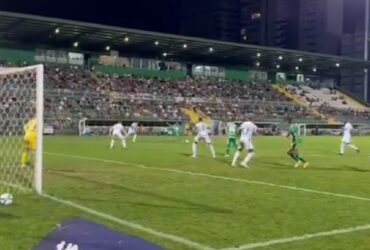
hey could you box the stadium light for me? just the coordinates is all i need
[183,44,188,49]
[276,64,280,69]
[163,52,168,57]
[257,52,261,57]
[105,45,111,51]
[313,67,317,72]
[209,47,214,52]
[336,63,340,67]
[73,41,79,48]
[154,41,159,46]
[124,36,129,42]
[299,58,303,62]
[295,66,299,70]
[278,56,283,60]
[54,28,60,34]
[256,62,260,67]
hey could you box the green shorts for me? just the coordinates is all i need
[227,138,237,144]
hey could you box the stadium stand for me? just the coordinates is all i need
[284,84,370,124]
[1,59,369,130]
[41,64,323,127]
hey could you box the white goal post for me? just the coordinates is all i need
[297,123,307,136]
[0,65,44,194]
[78,118,110,136]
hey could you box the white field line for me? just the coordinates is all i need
[41,193,215,250]
[221,223,370,250]
[45,152,370,203]
[1,181,214,250]
[7,184,370,250]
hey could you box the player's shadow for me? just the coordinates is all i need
[0,211,18,219]
[180,153,231,164]
[124,201,215,211]
[259,160,369,172]
[50,171,234,215]
[258,160,293,169]
[341,165,370,173]
[47,169,107,174]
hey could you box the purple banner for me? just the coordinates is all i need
[33,218,165,250]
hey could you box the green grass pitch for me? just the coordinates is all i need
[1,135,370,250]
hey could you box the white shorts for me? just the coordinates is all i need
[342,136,351,144]
[112,131,125,140]
[194,132,211,144]
[240,137,254,150]
[128,128,136,136]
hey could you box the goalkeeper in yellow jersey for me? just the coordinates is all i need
[21,118,37,168]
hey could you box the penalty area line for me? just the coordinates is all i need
[45,152,370,204]
[221,223,370,250]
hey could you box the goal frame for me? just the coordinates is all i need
[0,65,44,194]
[35,65,44,194]
[297,123,307,136]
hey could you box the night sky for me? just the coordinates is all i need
[0,0,180,33]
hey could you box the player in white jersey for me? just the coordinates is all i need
[232,121,258,168]
[192,118,216,158]
[339,122,359,155]
[109,122,127,149]
[128,122,138,142]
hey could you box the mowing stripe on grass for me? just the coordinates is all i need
[45,152,370,203]
[222,223,370,250]
[41,194,215,250]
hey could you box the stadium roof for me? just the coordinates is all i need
[0,10,369,75]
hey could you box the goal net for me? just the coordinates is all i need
[0,65,43,194]
[297,123,307,136]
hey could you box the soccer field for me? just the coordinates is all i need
[1,135,370,250]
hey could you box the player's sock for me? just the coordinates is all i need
[209,144,216,158]
[133,134,137,142]
[225,143,231,155]
[242,152,255,166]
[297,155,306,163]
[121,140,127,149]
[110,140,115,149]
[232,151,240,166]
[192,143,197,157]
[287,152,298,162]
[21,151,29,167]
[340,142,345,154]
[349,144,359,151]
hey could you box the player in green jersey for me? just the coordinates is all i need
[286,118,309,168]
[225,121,238,157]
